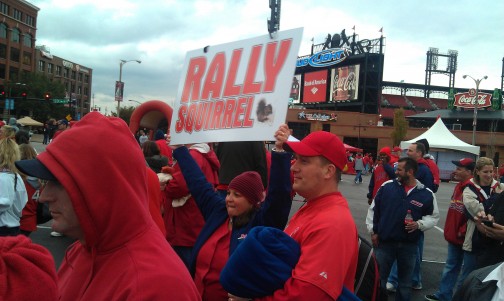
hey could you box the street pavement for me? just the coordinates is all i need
[30,137,449,300]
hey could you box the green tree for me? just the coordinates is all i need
[118,106,136,125]
[391,108,408,146]
[9,73,67,122]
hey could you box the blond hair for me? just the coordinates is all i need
[0,137,20,172]
[473,157,494,185]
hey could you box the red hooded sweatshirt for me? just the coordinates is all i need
[37,113,200,301]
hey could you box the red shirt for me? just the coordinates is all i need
[194,219,230,301]
[257,192,358,300]
[19,179,38,232]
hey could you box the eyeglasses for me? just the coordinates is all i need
[40,179,59,189]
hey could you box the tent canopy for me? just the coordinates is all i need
[17,116,44,127]
[399,118,480,155]
[344,143,363,153]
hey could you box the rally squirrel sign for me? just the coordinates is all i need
[171,28,303,145]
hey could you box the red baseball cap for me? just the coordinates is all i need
[452,158,475,170]
[284,131,346,170]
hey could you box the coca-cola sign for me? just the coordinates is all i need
[453,92,492,109]
[331,65,360,101]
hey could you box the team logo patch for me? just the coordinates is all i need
[410,200,423,207]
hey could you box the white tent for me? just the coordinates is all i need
[17,116,44,127]
[400,118,480,180]
[400,117,480,155]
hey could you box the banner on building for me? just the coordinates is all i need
[330,65,360,102]
[170,27,303,145]
[302,70,328,103]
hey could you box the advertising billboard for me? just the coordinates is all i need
[302,70,328,103]
[330,65,360,102]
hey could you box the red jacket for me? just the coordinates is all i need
[424,157,440,187]
[38,113,200,300]
[164,144,220,246]
[19,179,38,232]
[257,193,358,301]
[444,179,472,245]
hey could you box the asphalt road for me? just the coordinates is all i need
[30,138,449,301]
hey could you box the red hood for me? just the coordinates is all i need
[38,112,152,251]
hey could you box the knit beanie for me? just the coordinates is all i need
[228,171,264,207]
[0,235,58,301]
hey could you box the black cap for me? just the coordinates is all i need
[416,138,430,154]
[15,159,57,181]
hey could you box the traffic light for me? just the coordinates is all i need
[0,85,5,100]
[21,91,27,100]
[44,93,51,101]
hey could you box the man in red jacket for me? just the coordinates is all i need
[230,131,359,301]
[425,158,476,301]
[15,113,200,301]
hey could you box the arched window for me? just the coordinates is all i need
[23,33,32,47]
[0,23,7,39]
[11,28,20,43]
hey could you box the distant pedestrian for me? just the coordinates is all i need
[354,153,365,184]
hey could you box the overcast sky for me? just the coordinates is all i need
[31,0,504,114]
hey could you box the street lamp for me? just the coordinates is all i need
[462,74,488,145]
[128,99,142,105]
[116,59,141,115]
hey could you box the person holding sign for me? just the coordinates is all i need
[170,124,293,301]
[229,130,359,301]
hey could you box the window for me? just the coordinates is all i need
[71,70,76,79]
[78,72,83,81]
[0,23,7,38]
[9,66,18,79]
[84,87,88,96]
[10,28,20,43]
[38,60,45,72]
[0,63,5,79]
[22,51,31,65]
[23,33,32,47]
[12,9,22,21]
[47,63,53,74]
[84,74,89,83]
[0,2,9,15]
[63,68,69,78]
[77,86,82,95]
[56,65,62,76]
[0,43,6,59]
[25,15,35,27]
[10,47,19,62]
[71,83,75,93]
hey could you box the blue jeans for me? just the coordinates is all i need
[376,241,418,301]
[388,232,424,288]
[354,170,363,183]
[432,242,476,301]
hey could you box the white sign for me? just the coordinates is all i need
[170,28,303,145]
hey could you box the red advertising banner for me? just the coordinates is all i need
[454,92,492,109]
[114,81,124,102]
[302,70,328,103]
[331,65,359,102]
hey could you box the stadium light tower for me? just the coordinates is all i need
[462,74,488,145]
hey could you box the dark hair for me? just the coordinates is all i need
[142,141,160,157]
[398,157,418,174]
[15,130,30,145]
[413,142,426,156]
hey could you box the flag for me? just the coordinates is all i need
[310,37,314,43]
[379,27,383,33]
[352,25,355,31]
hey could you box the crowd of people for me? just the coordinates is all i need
[2,113,504,300]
